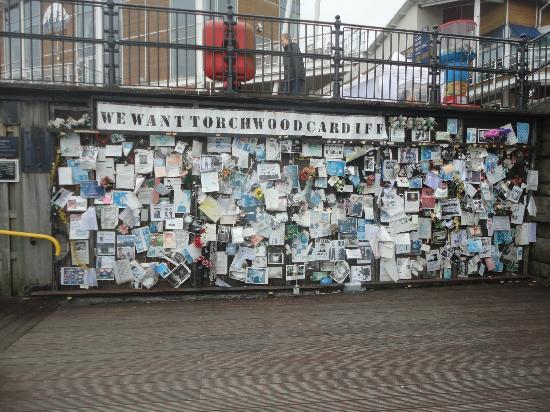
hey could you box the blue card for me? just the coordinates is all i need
[516,122,529,144]
[326,160,345,177]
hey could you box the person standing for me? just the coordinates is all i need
[280,33,306,95]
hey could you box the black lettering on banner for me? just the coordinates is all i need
[268,119,277,129]
[216,117,226,129]
[229,118,238,129]
[191,115,200,127]
[175,115,184,127]
[131,113,145,126]
[116,112,126,125]
[203,116,213,128]
[161,115,170,127]
[146,115,156,127]
[366,123,373,134]
[377,123,384,135]
[280,119,290,130]
[318,122,327,133]
[253,118,264,129]
[101,112,114,124]
[355,123,361,134]
[330,122,339,134]
[294,120,303,131]
[342,123,351,133]
[241,118,251,129]
[307,121,316,132]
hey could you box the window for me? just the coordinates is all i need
[75,3,96,83]
[2,3,21,78]
[206,0,236,13]
[22,0,41,79]
[170,0,197,82]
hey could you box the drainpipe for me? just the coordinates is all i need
[474,0,480,37]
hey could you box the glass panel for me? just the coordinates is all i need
[170,0,197,82]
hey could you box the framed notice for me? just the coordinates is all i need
[0,159,19,182]
[0,137,18,158]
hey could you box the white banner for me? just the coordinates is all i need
[96,102,388,140]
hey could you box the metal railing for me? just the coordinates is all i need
[1,0,550,108]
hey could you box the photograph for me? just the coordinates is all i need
[116,246,135,261]
[96,255,115,269]
[217,225,231,242]
[398,147,419,164]
[404,191,420,213]
[60,267,86,286]
[252,256,268,268]
[246,267,268,284]
[324,143,344,159]
[411,129,430,142]
[409,176,423,189]
[465,170,482,184]
[96,268,114,281]
[315,239,330,260]
[267,266,283,279]
[347,195,365,217]
[329,240,346,261]
[477,129,490,144]
[268,251,284,265]
[382,159,397,181]
[200,155,222,173]
[466,128,477,144]
[66,196,88,212]
[364,156,376,172]
[285,264,305,281]
[426,250,441,272]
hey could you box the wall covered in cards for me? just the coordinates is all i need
[47,107,539,291]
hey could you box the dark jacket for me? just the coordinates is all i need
[283,42,306,81]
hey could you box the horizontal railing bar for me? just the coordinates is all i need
[0,31,106,45]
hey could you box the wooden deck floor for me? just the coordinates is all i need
[1,284,550,411]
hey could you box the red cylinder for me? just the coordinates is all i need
[203,20,256,83]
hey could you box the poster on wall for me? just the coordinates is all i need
[50,111,535,290]
[0,159,19,182]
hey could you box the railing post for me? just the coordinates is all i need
[517,34,528,109]
[428,25,440,105]
[104,0,118,86]
[332,15,343,98]
[224,4,236,92]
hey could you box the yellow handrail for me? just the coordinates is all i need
[0,230,61,256]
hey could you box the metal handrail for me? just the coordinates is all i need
[1,0,549,107]
[0,230,61,257]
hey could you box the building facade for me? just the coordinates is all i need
[0,0,300,86]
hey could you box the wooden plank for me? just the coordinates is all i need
[534,222,550,239]
[0,183,11,296]
[2,285,550,411]
[28,275,530,297]
[529,260,550,279]
[12,173,52,296]
[529,238,550,264]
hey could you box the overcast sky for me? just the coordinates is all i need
[300,0,406,27]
